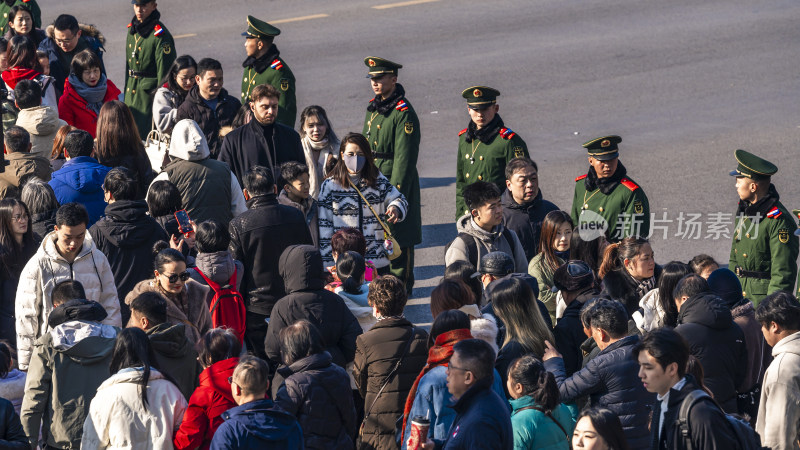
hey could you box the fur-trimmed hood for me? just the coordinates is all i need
[46,23,105,45]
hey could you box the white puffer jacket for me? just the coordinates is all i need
[81,367,187,450]
[15,231,121,370]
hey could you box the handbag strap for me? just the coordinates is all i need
[514,405,569,439]
[363,326,416,421]
[347,178,393,237]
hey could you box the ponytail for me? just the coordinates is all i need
[598,242,621,280]
[597,236,650,280]
[336,251,366,295]
[508,354,560,412]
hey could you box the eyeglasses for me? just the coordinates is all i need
[54,35,76,45]
[162,271,190,283]
[11,214,27,222]
[447,364,469,374]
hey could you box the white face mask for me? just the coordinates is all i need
[343,154,366,173]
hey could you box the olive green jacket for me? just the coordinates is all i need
[528,252,564,324]
[729,198,798,306]
[362,88,421,247]
[124,16,176,139]
[241,47,296,128]
[570,171,650,241]
[455,120,528,219]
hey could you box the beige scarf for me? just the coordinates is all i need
[302,136,338,199]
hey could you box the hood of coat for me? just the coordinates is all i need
[169,119,211,161]
[221,399,299,441]
[199,357,238,403]
[98,366,167,390]
[40,229,97,262]
[146,322,193,359]
[195,251,237,285]
[279,245,325,294]
[730,300,756,322]
[677,292,734,330]
[469,314,499,354]
[773,331,800,357]
[16,106,64,136]
[48,299,109,328]
[277,351,333,379]
[45,23,105,45]
[47,320,117,363]
[52,156,109,194]
[2,152,50,180]
[455,213,507,244]
[94,200,157,248]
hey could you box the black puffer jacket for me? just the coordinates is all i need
[175,86,241,158]
[600,265,662,317]
[675,292,747,413]
[553,287,599,377]
[0,396,26,448]
[274,351,357,449]
[545,334,654,450]
[147,322,201,401]
[265,245,362,387]
[229,194,312,316]
[89,200,168,322]
[500,189,559,261]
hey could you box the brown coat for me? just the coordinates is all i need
[0,152,51,198]
[353,317,428,450]
[125,278,212,344]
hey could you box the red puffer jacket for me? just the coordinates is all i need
[57,76,121,137]
[173,357,239,450]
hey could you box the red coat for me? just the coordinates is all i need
[173,357,239,450]
[57,77,121,138]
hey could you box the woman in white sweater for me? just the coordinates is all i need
[318,133,407,272]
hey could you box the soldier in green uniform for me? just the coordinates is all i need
[570,135,650,241]
[728,149,798,306]
[455,86,528,219]
[124,0,175,140]
[361,57,421,293]
[241,16,296,128]
[0,0,40,36]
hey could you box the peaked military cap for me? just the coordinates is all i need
[729,149,777,181]
[583,135,622,161]
[364,57,402,78]
[242,15,281,39]
[131,0,154,4]
[551,260,594,292]
[462,86,499,109]
[472,251,515,277]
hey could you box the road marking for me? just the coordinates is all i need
[407,298,431,306]
[373,0,438,9]
[173,33,197,39]
[271,13,329,24]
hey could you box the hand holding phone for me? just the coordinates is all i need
[174,209,192,235]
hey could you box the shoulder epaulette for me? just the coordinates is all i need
[395,100,408,112]
[22,0,30,3]
[575,174,587,182]
[459,128,468,136]
[499,127,516,140]
[767,206,783,219]
[153,25,164,37]
[620,178,639,192]
[127,23,132,28]
[270,59,284,70]
[368,98,374,103]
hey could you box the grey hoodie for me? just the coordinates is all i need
[756,331,800,450]
[15,106,67,160]
[444,213,528,273]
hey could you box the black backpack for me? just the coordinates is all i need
[676,390,765,450]
[444,229,518,268]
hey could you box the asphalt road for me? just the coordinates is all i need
[46,0,800,326]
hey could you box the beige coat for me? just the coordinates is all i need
[15,105,66,160]
[125,278,212,345]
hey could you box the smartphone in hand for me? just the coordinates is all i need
[174,209,192,235]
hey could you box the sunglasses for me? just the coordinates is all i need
[162,271,190,283]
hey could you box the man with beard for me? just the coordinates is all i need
[570,135,650,241]
[218,83,304,187]
[240,15,296,128]
[728,149,797,306]
[455,86,528,220]
[361,56,421,294]
[124,0,175,139]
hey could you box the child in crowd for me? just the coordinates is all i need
[334,251,375,332]
[324,227,377,291]
[0,341,25,414]
[189,219,244,292]
[278,161,319,247]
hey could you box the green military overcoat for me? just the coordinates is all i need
[570,173,650,241]
[0,0,40,35]
[241,54,296,128]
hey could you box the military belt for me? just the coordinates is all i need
[373,152,392,159]
[128,70,157,79]
[734,266,770,280]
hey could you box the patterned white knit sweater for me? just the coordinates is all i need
[318,174,407,268]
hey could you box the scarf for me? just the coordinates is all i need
[68,73,107,114]
[367,83,405,115]
[626,269,656,299]
[464,114,504,144]
[301,135,336,199]
[584,161,629,195]
[401,328,473,442]
[735,183,780,223]
[1,67,40,89]
[242,44,280,72]
[129,9,161,37]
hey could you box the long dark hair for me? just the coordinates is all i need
[109,328,157,409]
[298,105,339,144]
[336,250,366,295]
[0,198,33,275]
[7,35,39,71]
[570,227,606,278]
[329,133,379,188]
[490,277,554,356]
[160,55,197,99]
[197,327,241,369]
[428,309,471,348]
[146,180,182,217]
[657,262,692,327]
[430,278,476,319]
[444,261,483,308]
[507,355,560,412]
[95,101,145,162]
[538,210,573,272]
[598,236,650,280]
[576,408,630,450]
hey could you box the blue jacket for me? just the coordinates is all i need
[402,366,507,449]
[509,396,574,450]
[48,156,110,226]
[210,399,304,450]
[433,377,513,450]
[544,334,653,450]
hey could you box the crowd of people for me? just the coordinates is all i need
[0,0,798,449]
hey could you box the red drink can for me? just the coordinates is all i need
[408,416,430,450]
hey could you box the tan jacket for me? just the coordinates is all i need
[15,106,67,160]
[0,151,51,198]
